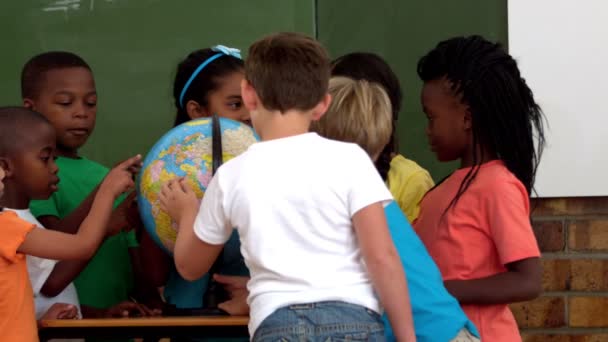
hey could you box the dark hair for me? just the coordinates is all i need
[173,48,244,127]
[331,52,403,180]
[0,106,52,156]
[245,32,330,112]
[21,51,91,99]
[417,35,545,207]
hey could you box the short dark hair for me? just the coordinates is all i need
[21,51,91,99]
[0,106,52,156]
[331,52,403,180]
[173,48,244,127]
[245,32,330,112]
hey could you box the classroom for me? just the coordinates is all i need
[0,0,606,341]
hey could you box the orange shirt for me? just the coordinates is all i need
[414,161,540,342]
[0,211,37,342]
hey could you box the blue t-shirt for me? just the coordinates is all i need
[163,230,249,342]
[383,201,479,342]
[164,230,248,308]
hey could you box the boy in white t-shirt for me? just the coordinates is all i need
[160,32,415,341]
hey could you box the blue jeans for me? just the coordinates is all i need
[253,301,385,342]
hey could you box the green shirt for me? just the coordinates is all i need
[30,156,138,308]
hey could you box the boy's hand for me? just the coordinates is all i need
[159,178,199,224]
[104,301,162,318]
[214,274,250,315]
[106,191,138,236]
[100,155,142,199]
[40,303,79,320]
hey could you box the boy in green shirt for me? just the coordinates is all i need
[22,51,159,322]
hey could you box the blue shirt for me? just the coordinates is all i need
[164,230,249,308]
[383,201,479,342]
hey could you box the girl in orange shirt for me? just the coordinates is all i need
[413,36,545,341]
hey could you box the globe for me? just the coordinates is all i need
[137,117,258,254]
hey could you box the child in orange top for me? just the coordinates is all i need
[0,106,140,341]
[413,36,544,342]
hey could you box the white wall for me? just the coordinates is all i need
[508,0,608,197]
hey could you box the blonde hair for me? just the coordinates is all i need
[312,76,392,159]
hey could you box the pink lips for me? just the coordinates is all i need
[68,128,89,137]
[49,178,60,192]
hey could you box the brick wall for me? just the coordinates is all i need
[510,197,608,341]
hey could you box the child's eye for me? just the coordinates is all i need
[57,102,72,107]
[227,102,242,110]
[86,102,97,107]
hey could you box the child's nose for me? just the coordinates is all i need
[73,103,89,119]
[50,160,59,174]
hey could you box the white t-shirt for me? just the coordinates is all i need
[6,209,81,319]
[193,133,393,334]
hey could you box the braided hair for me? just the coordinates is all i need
[417,35,546,207]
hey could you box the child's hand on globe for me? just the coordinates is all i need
[159,178,199,225]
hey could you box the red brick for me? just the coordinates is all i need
[569,219,608,251]
[569,297,608,327]
[531,197,608,216]
[542,259,571,291]
[533,220,565,252]
[510,296,565,328]
[570,259,608,291]
[542,259,608,291]
[522,335,608,342]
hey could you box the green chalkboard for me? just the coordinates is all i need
[317,0,507,181]
[0,0,314,166]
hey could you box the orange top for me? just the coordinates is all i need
[414,161,539,342]
[0,211,37,342]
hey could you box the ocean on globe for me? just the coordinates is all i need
[137,117,258,254]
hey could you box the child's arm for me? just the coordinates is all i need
[40,260,93,297]
[39,193,142,297]
[37,303,79,328]
[160,178,223,281]
[17,155,141,260]
[444,257,542,304]
[353,202,416,342]
[37,189,98,234]
[444,180,543,305]
[38,160,140,234]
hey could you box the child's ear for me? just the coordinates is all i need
[185,100,209,119]
[241,79,258,111]
[0,158,14,178]
[23,98,35,110]
[463,108,473,131]
[311,94,332,121]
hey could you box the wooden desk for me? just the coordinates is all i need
[39,316,249,340]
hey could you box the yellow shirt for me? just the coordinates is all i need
[386,154,434,222]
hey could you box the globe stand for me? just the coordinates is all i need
[202,113,230,310]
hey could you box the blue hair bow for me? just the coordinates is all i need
[179,45,242,109]
[211,45,242,59]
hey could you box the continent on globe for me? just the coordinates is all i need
[138,117,258,254]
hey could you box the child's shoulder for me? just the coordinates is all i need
[56,156,109,176]
[472,160,528,197]
[389,154,433,180]
[0,211,35,254]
